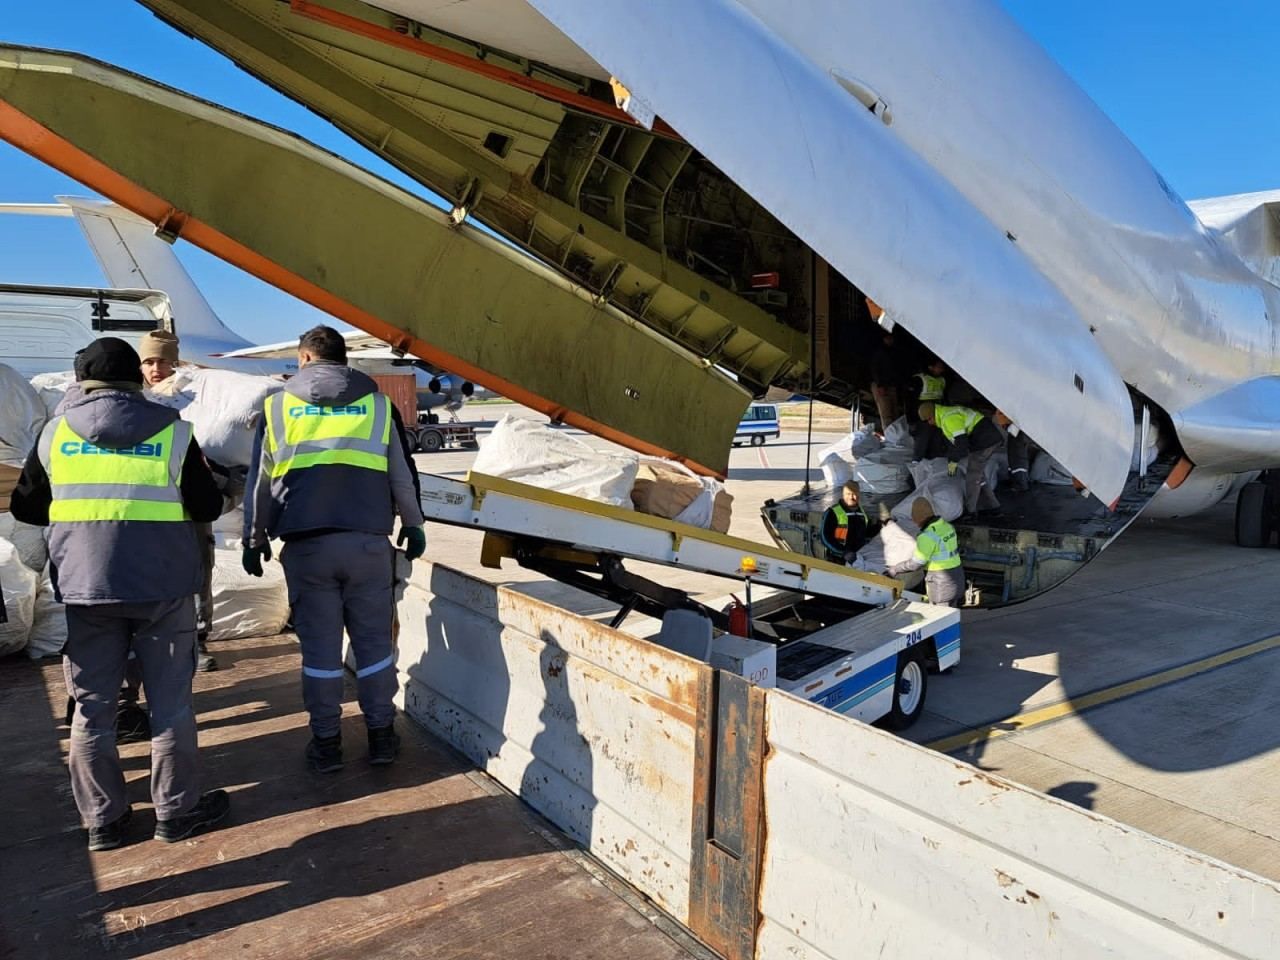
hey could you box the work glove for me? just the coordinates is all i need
[242,541,272,578]
[946,461,959,477]
[398,525,427,562]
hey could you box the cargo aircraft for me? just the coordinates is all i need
[2,0,1277,603]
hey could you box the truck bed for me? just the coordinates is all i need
[0,634,708,960]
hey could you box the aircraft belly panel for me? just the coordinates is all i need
[0,46,748,474]
[526,0,1135,505]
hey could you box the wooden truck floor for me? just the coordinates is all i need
[0,633,710,960]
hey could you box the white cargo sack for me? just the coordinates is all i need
[892,476,966,525]
[854,522,921,583]
[882,416,911,449]
[0,513,48,572]
[148,368,283,468]
[818,429,881,463]
[851,460,911,495]
[0,364,46,464]
[474,415,638,508]
[209,548,290,641]
[0,538,39,655]
[1031,451,1076,486]
[820,452,853,489]
[26,568,67,659]
[28,370,76,418]
[909,457,951,486]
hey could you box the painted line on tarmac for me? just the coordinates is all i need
[926,632,1280,754]
[757,445,770,469]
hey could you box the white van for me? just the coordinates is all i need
[0,284,173,379]
[733,402,781,446]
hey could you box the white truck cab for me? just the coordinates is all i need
[0,284,174,378]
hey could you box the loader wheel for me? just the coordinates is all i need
[886,648,928,731]
[1234,481,1272,548]
[419,430,445,454]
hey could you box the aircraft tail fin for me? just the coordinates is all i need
[1189,189,1280,287]
[56,195,253,351]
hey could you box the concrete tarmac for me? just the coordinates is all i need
[422,402,1280,882]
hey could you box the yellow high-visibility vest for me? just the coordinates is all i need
[913,518,962,571]
[46,417,191,522]
[935,405,983,443]
[915,373,946,402]
[264,391,391,478]
[831,502,869,545]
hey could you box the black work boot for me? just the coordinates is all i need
[196,634,218,673]
[306,734,344,774]
[88,806,133,852]
[155,790,231,843]
[116,702,152,744]
[368,724,400,766]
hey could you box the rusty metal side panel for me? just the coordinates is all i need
[757,692,1280,960]
[688,670,766,960]
[395,561,706,922]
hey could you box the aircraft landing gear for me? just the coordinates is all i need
[1235,471,1280,547]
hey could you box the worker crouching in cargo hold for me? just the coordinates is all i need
[10,337,231,851]
[242,325,427,774]
[820,481,872,564]
[918,401,1004,517]
[888,499,966,608]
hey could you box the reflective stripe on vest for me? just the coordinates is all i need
[264,391,391,478]
[936,405,983,443]
[913,519,962,571]
[831,502,869,544]
[915,373,945,402]
[45,417,190,522]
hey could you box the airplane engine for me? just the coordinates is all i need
[1144,469,1257,519]
[419,374,475,413]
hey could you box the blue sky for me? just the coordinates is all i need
[1,1,1278,345]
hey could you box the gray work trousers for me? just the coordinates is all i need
[281,531,397,739]
[122,523,213,697]
[63,597,200,827]
[193,522,216,641]
[925,566,966,608]
[964,443,1002,513]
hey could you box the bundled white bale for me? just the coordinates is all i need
[148,368,283,468]
[473,415,638,509]
[820,452,853,489]
[0,513,48,573]
[851,460,911,495]
[882,416,911,449]
[28,370,76,418]
[1031,450,1075,486]
[910,457,951,486]
[209,548,290,641]
[0,363,46,464]
[859,444,914,467]
[26,568,67,660]
[854,522,922,584]
[0,538,39,656]
[818,429,881,463]
[892,476,966,525]
[212,505,246,549]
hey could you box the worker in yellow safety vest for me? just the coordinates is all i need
[11,337,230,851]
[820,480,873,563]
[909,358,949,460]
[918,401,1005,517]
[887,498,966,607]
[242,325,427,774]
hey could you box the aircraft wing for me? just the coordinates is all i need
[523,0,1135,505]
